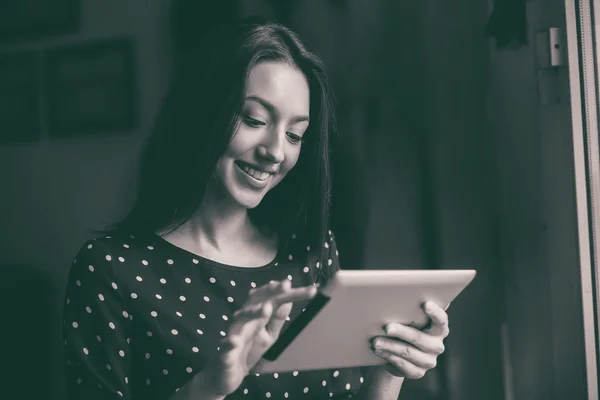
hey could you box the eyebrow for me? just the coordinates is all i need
[245,95,309,123]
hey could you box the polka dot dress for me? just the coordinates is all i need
[63,230,362,399]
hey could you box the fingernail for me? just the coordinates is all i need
[371,338,381,349]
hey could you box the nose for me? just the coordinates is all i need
[257,126,285,163]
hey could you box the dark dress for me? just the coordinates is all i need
[62,229,363,399]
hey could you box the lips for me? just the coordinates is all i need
[235,161,274,182]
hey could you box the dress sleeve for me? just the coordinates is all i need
[63,240,133,400]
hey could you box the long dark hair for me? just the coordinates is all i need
[98,19,338,282]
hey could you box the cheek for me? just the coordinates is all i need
[281,147,301,174]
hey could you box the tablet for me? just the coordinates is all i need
[254,269,476,374]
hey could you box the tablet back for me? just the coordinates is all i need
[254,269,476,373]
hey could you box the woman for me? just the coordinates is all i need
[62,20,449,400]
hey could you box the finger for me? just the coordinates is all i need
[380,353,428,380]
[422,301,450,337]
[229,302,273,339]
[371,337,437,369]
[384,323,445,355]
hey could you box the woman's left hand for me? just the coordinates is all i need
[371,301,450,379]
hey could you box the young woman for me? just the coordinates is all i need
[62,20,450,400]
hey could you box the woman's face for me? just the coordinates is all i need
[214,61,310,209]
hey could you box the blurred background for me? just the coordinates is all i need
[0,0,590,399]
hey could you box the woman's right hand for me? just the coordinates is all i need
[200,280,318,397]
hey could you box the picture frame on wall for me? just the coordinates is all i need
[0,0,81,42]
[44,37,138,138]
[0,51,42,144]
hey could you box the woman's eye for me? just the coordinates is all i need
[243,117,265,128]
[287,133,303,145]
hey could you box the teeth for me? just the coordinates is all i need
[241,163,271,181]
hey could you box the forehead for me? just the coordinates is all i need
[245,61,310,116]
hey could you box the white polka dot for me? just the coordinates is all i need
[322,380,327,386]
[163,369,168,375]
[117,391,123,397]
[85,306,92,313]
[199,313,206,319]
[316,262,320,269]
[184,277,191,283]
[328,259,333,266]
[244,389,249,394]
[287,275,293,280]
[284,393,289,398]
[150,311,158,317]
[266,392,271,398]
[160,278,167,284]
[147,246,154,250]
[292,233,297,239]
[285,316,291,321]
[303,266,309,273]
[125,377,128,384]
[166,349,173,355]
[146,379,150,385]
[66,298,71,304]
[106,364,112,370]
[179,296,186,302]
[145,353,150,359]
[136,276,143,282]
[345,383,351,390]
[119,350,125,357]
[176,311,183,317]
[105,255,112,261]
[147,331,152,337]
[359,376,364,383]
[156,294,162,300]
[142,260,148,266]
[324,242,329,248]
[288,254,293,260]
[122,311,129,318]
[328,230,332,235]
[87,244,93,249]
[255,373,260,377]
[96,335,102,342]
[126,337,131,344]
[131,293,138,299]
[303,387,309,393]
[222,315,228,321]
[273,373,279,379]
[98,294,105,301]
[203,296,210,302]
[186,367,193,373]
[209,277,216,283]
[336,250,339,256]
[88,265,94,272]
[72,321,79,328]
[219,331,226,337]
[109,322,116,330]
[118,257,124,263]
[192,347,199,353]
[123,244,129,248]
[251,282,257,288]
[197,329,203,334]
[171,329,178,335]
[192,259,199,264]
[83,348,89,355]
[333,370,339,378]
[76,280,81,286]
[329,393,333,397]
[227,296,234,303]
[293,371,299,376]
[111,282,118,290]
[167,259,174,265]
[230,280,236,286]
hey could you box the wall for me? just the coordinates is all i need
[486,0,590,398]
[0,1,171,398]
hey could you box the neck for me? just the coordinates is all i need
[175,182,255,251]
